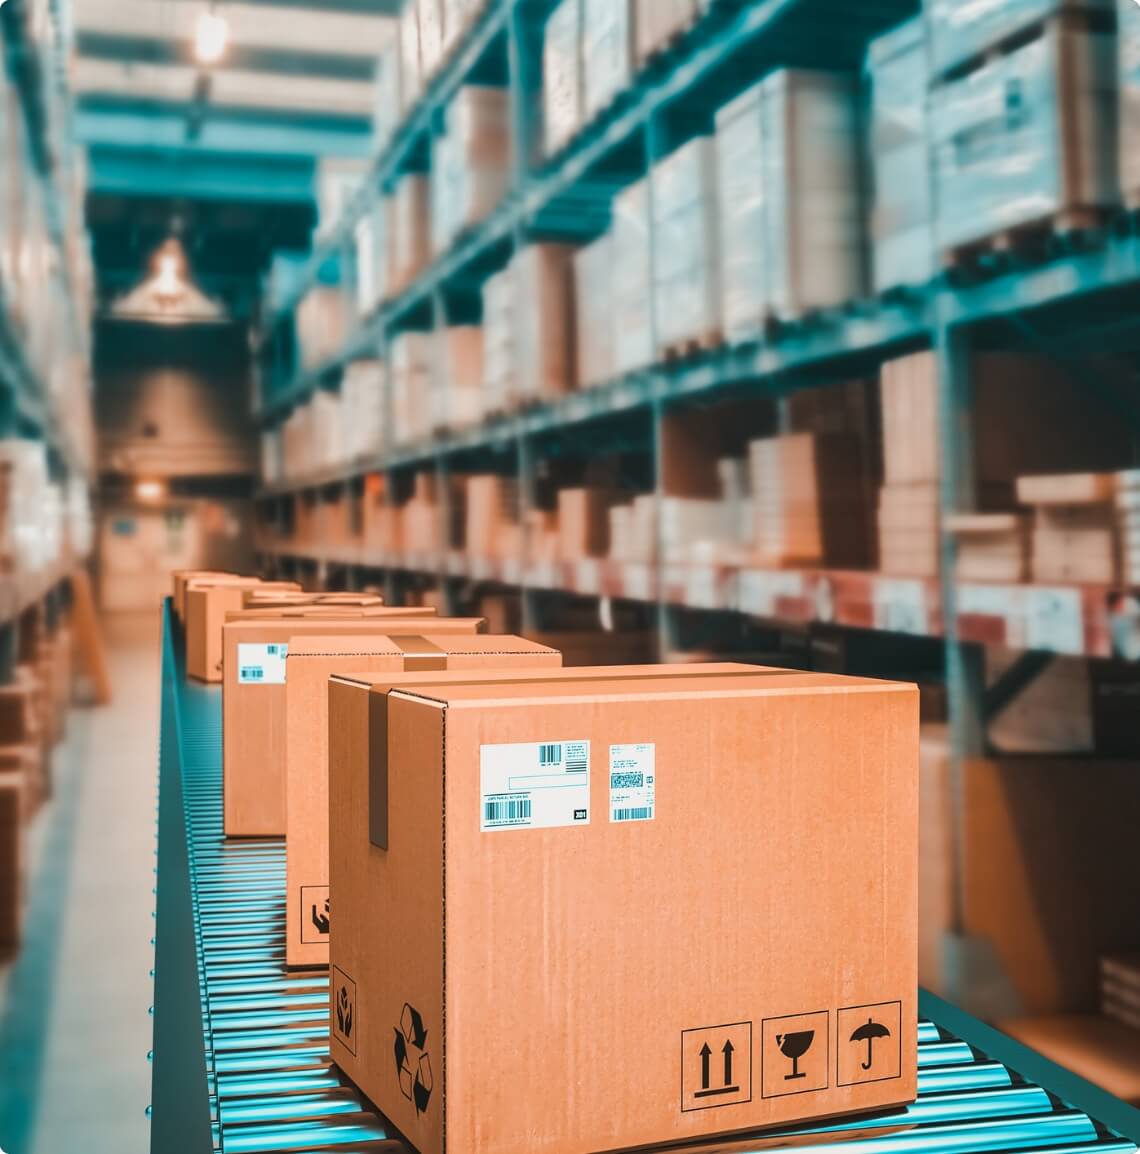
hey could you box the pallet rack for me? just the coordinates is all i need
[251,0,1140,1019]
[153,601,1140,1153]
[0,0,92,666]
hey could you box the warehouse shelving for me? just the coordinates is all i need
[153,601,1140,1151]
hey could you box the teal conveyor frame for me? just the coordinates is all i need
[152,602,1140,1154]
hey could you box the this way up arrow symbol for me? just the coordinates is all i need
[723,1040,734,1086]
[699,1043,711,1090]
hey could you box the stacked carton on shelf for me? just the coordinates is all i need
[652,136,721,352]
[399,0,423,113]
[482,264,516,414]
[946,513,1031,583]
[1118,470,1140,584]
[612,179,652,373]
[419,0,445,81]
[389,176,431,292]
[867,18,936,293]
[391,333,434,447]
[340,359,386,463]
[573,231,614,387]
[434,326,484,430]
[465,474,519,558]
[543,0,583,155]
[715,70,863,334]
[929,19,1118,255]
[583,0,635,121]
[634,0,702,65]
[1017,472,1120,585]
[402,473,442,553]
[442,0,482,55]
[879,352,941,577]
[514,244,576,406]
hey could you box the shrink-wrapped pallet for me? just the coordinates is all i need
[419,0,445,81]
[390,332,434,447]
[514,244,575,405]
[482,265,516,414]
[543,0,582,155]
[389,175,430,291]
[930,23,1118,253]
[399,0,422,113]
[583,0,635,121]
[574,231,614,387]
[612,179,652,373]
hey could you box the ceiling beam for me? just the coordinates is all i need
[75,30,376,81]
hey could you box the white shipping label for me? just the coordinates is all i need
[609,743,655,823]
[237,642,288,685]
[480,741,590,832]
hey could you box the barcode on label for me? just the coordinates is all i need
[612,806,652,823]
[267,644,281,656]
[241,667,263,681]
[610,772,643,790]
[483,797,532,826]
[539,743,562,766]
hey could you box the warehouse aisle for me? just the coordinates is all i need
[0,613,159,1154]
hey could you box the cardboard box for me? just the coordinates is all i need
[171,570,233,621]
[184,579,302,682]
[328,667,917,1154]
[222,616,483,838]
[557,488,616,560]
[0,769,24,954]
[284,634,563,967]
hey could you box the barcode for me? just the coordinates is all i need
[539,743,562,766]
[267,644,280,656]
[610,772,643,790]
[612,806,652,823]
[484,797,532,825]
[241,667,263,681]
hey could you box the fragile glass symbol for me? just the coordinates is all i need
[777,1030,815,1080]
[694,1039,739,1098]
[850,1018,891,1070]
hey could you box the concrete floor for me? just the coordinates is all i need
[0,612,159,1154]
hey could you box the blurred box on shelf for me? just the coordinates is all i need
[583,0,635,121]
[544,0,582,155]
[400,0,423,112]
[635,0,701,64]
[482,263,516,413]
[315,158,367,241]
[419,0,445,79]
[391,332,434,446]
[390,175,431,291]
[612,179,652,374]
[341,359,386,462]
[466,475,518,558]
[221,611,479,838]
[573,232,614,388]
[924,0,1113,79]
[867,18,936,293]
[435,327,484,430]
[653,135,721,352]
[749,433,871,568]
[284,634,562,967]
[431,86,510,253]
[296,286,350,370]
[716,70,863,334]
[557,488,616,560]
[514,244,576,406]
[373,37,401,151]
[329,668,917,1154]
[354,202,386,318]
[946,513,1031,583]
[929,21,1118,255]
[402,473,442,553]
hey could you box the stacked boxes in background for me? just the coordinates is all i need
[652,136,721,352]
[612,179,652,373]
[389,176,431,292]
[443,0,482,55]
[390,333,434,447]
[879,353,941,577]
[353,199,388,318]
[1119,471,1140,583]
[583,0,636,121]
[465,474,519,558]
[513,245,575,406]
[946,514,1031,583]
[1017,472,1121,585]
[433,326,484,431]
[481,264,515,413]
[573,232,614,387]
[296,285,350,370]
[543,0,582,155]
[399,0,422,113]
[419,0,445,80]
[867,18,936,293]
[1120,0,1140,203]
[339,360,386,463]
[373,37,402,153]
[715,70,863,335]
[634,0,703,64]
[402,473,441,553]
[431,87,510,254]
[929,15,1118,256]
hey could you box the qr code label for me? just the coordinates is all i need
[610,744,655,823]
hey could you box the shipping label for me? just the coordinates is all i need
[237,642,288,685]
[609,743,655,823]
[479,740,590,832]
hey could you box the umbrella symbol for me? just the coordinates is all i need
[849,1018,891,1070]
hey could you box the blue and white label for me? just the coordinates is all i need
[480,740,590,832]
[610,743,655,823]
[237,642,288,686]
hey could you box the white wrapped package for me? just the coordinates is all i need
[574,231,614,387]
[543,0,582,155]
[930,22,1118,251]
[583,0,634,121]
[612,179,652,374]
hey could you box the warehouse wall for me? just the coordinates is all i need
[94,321,258,479]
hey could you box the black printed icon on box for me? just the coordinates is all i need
[301,885,330,944]
[761,1011,828,1098]
[331,966,356,1057]
[680,1021,752,1112]
[394,1002,433,1116]
[837,1001,902,1086]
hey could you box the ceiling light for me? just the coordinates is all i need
[195,8,228,64]
[136,480,166,503]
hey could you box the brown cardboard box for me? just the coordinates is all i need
[557,488,616,560]
[172,570,233,621]
[284,634,563,967]
[328,667,917,1154]
[0,769,25,954]
[222,616,484,837]
[185,579,302,682]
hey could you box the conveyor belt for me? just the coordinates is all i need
[161,612,1140,1154]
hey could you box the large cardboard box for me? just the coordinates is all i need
[328,667,918,1154]
[222,616,483,838]
[185,579,302,682]
[171,570,232,621]
[284,634,563,967]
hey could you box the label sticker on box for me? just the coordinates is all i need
[480,741,590,832]
[610,743,655,823]
[237,642,288,685]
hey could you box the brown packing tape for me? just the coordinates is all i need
[389,636,449,673]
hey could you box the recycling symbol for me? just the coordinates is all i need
[393,1002,433,1116]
